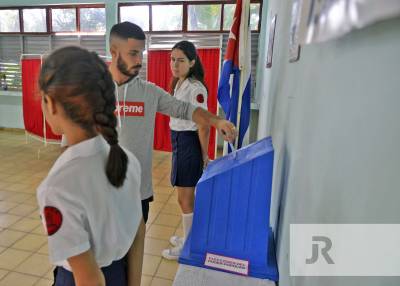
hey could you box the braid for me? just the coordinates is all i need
[91,53,128,188]
[40,47,129,188]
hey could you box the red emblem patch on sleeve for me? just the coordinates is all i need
[196,94,205,103]
[44,206,63,236]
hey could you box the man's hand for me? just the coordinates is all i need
[192,108,237,143]
[215,119,237,142]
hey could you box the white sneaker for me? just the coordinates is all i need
[169,235,184,247]
[162,245,182,260]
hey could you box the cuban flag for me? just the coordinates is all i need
[217,0,251,150]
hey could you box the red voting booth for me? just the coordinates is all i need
[148,48,220,159]
[21,55,61,144]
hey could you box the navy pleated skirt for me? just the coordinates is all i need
[53,257,127,286]
[170,130,203,187]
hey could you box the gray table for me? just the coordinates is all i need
[173,264,276,286]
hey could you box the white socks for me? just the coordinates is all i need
[182,212,193,241]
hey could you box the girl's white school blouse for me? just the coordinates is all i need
[37,135,142,271]
[169,78,208,131]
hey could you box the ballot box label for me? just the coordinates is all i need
[204,253,249,275]
[117,102,145,117]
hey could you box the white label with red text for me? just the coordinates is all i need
[204,253,249,275]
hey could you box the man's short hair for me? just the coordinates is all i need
[110,22,146,42]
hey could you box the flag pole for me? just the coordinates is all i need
[235,0,250,149]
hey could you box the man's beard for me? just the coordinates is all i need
[117,56,141,80]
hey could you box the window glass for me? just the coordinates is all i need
[188,5,221,31]
[80,8,106,33]
[23,9,47,33]
[52,8,76,32]
[152,5,183,31]
[0,10,20,32]
[120,6,149,32]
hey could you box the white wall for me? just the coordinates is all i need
[257,1,400,285]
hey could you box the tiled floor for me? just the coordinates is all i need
[0,130,182,286]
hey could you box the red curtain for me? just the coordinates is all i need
[147,48,220,159]
[22,58,61,141]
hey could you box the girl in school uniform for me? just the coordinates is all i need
[37,46,143,286]
[162,41,210,260]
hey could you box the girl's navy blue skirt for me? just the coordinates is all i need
[53,257,127,286]
[170,130,203,187]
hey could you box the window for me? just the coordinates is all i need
[188,5,222,31]
[52,8,77,32]
[223,4,235,31]
[250,3,260,30]
[152,5,183,31]
[80,8,106,33]
[0,10,20,33]
[23,9,47,33]
[120,6,149,32]
[116,1,262,33]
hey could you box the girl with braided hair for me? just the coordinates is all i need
[37,46,143,286]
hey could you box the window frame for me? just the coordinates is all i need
[0,4,105,35]
[118,0,262,34]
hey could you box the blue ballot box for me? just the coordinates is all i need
[179,137,279,281]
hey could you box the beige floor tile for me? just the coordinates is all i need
[1,175,22,184]
[34,279,53,286]
[0,248,32,270]
[142,254,162,276]
[155,259,179,280]
[151,277,173,286]
[6,193,32,203]
[0,190,14,200]
[23,197,39,207]
[8,204,38,216]
[153,193,170,203]
[0,272,39,286]
[0,201,18,212]
[0,214,21,228]
[141,275,153,286]
[0,245,5,253]
[150,202,166,213]
[0,229,26,247]
[144,237,170,256]
[147,212,159,225]
[12,234,47,252]
[9,217,42,232]
[31,225,47,236]
[174,228,184,237]
[0,269,8,280]
[44,268,54,280]
[27,209,41,220]
[5,183,31,193]
[156,178,172,188]
[161,203,182,216]
[37,243,49,255]
[15,253,52,276]
[154,214,181,228]
[166,196,179,205]
[154,186,174,195]
[147,225,176,241]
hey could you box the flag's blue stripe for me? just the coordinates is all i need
[217,60,234,116]
[237,76,251,148]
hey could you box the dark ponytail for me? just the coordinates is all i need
[39,46,128,188]
[170,40,207,95]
